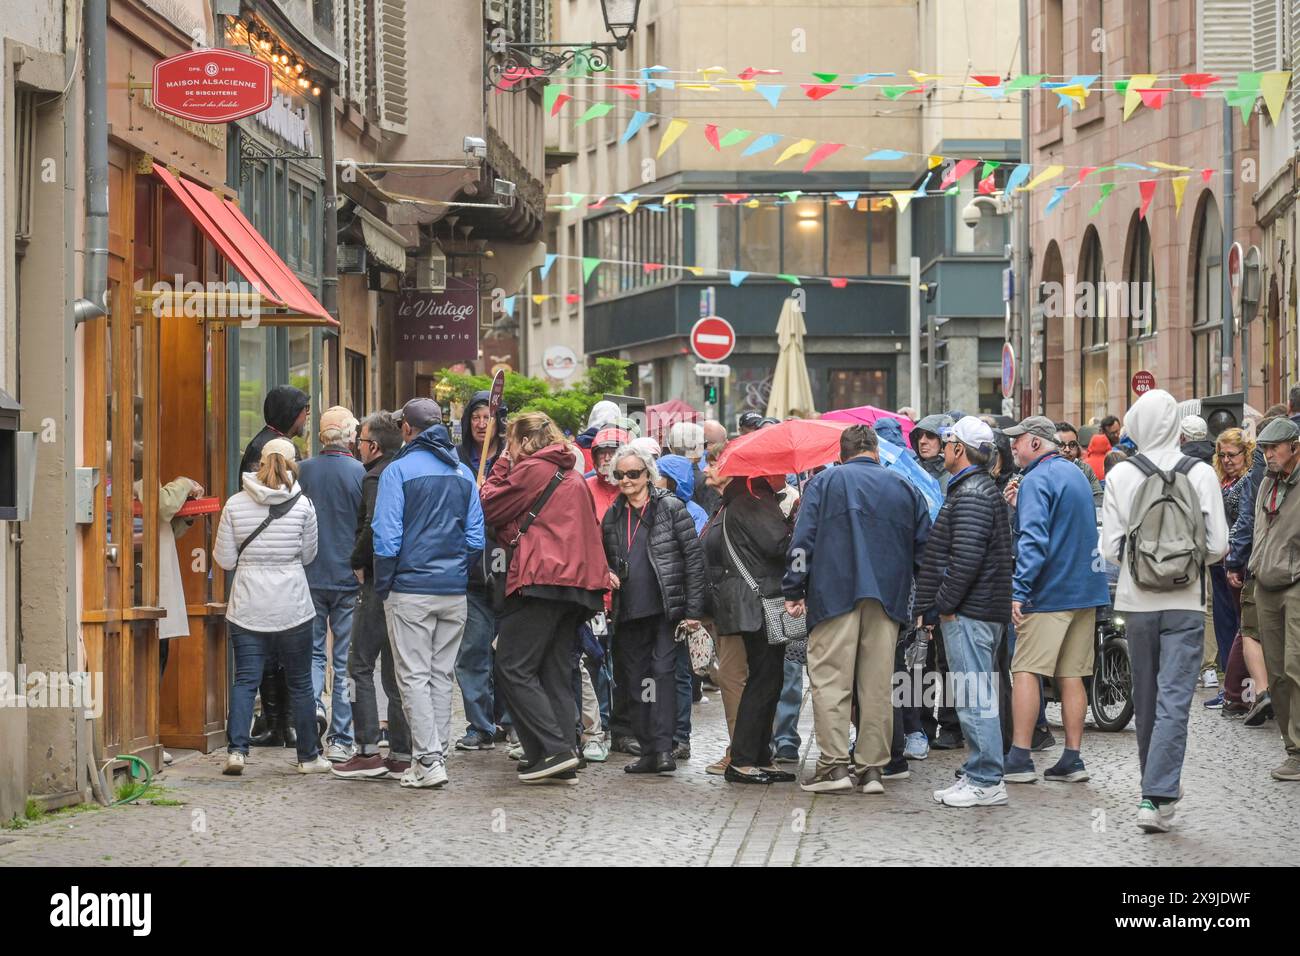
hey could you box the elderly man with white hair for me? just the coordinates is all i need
[298,405,366,761]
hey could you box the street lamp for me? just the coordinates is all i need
[600,0,642,49]
[486,0,642,92]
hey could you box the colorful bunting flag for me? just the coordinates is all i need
[803,142,845,172]
[777,274,802,286]
[908,70,937,84]
[1171,176,1190,213]
[776,138,816,164]
[704,124,721,150]
[802,84,840,100]
[617,201,639,215]
[663,194,689,204]
[1138,180,1157,219]
[1003,164,1031,192]
[1006,74,1046,91]
[1054,85,1089,110]
[1180,73,1220,98]
[741,132,783,156]
[729,271,749,286]
[575,102,613,124]
[1148,161,1191,172]
[724,193,751,204]
[927,155,945,169]
[835,191,861,203]
[565,293,580,305]
[1225,88,1258,125]
[582,258,602,282]
[532,294,547,306]
[619,111,654,143]
[779,191,803,203]
[980,161,1001,179]
[1088,183,1116,216]
[1020,165,1064,191]
[1077,166,1097,182]
[1045,185,1070,213]
[972,74,1003,87]
[656,118,689,157]
[829,278,849,289]
[643,263,665,274]
[757,85,785,107]
[977,172,996,195]
[1201,168,1214,183]
[502,296,516,318]
[865,149,906,161]
[812,72,839,83]
[939,158,979,190]
[1137,88,1171,110]
[544,85,563,114]
[913,172,933,197]
[882,85,922,99]
[611,84,641,99]
[685,266,705,276]
[718,128,751,148]
[679,84,719,92]
[1260,71,1292,125]
[852,72,895,83]
[540,254,557,279]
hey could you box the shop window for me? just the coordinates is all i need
[1192,195,1224,396]
[868,198,897,274]
[345,349,367,416]
[827,200,868,276]
[299,187,317,278]
[1078,228,1110,424]
[1040,0,1065,133]
[238,329,269,451]
[782,199,825,275]
[739,205,780,273]
[829,368,890,411]
[1125,215,1158,395]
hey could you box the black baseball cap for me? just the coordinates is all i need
[399,397,442,431]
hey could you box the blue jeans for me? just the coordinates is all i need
[311,589,357,745]
[940,614,1005,787]
[228,620,319,762]
[674,641,692,744]
[456,590,498,739]
[772,657,803,754]
[592,643,613,732]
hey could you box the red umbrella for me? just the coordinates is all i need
[647,399,700,441]
[716,419,848,478]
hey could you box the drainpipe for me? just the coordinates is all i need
[1017,0,1032,416]
[73,0,108,324]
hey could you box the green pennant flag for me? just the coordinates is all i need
[841,84,858,91]
[718,128,752,148]
[1006,74,1046,91]
[677,203,696,210]
[882,85,915,100]
[980,160,1002,179]
[777,274,802,285]
[813,72,839,83]
[945,185,960,195]
[780,190,803,203]
[1225,89,1258,125]
[582,257,602,281]
[1092,164,1122,174]
[543,84,562,114]
[575,102,613,124]
[1115,80,1129,95]
[1088,183,1116,216]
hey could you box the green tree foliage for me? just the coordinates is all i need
[435,358,630,434]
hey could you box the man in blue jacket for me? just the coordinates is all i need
[1003,415,1110,784]
[297,406,365,761]
[785,425,932,795]
[372,397,484,789]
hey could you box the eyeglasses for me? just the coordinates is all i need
[1061,440,1080,450]
[612,469,645,481]
[358,438,377,448]
[1219,448,1245,460]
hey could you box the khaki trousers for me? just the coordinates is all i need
[806,598,896,772]
[714,631,748,739]
[1202,589,1219,672]
[1253,580,1300,754]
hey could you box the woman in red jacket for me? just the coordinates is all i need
[481,412,611,784]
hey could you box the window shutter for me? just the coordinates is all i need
[348,0,368,108]
[1252,0,1280,70]
[334,0,347,95]
[1290,0,1300,144]
[1198,0,1255,73]
[374,0,409,133]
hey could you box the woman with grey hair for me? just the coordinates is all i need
[601,446,706,774]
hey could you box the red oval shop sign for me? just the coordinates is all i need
[153,49,272,124]
[1131,370,1156,395]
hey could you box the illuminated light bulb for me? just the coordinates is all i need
[311,85,321,96]
[298,77,309,88]
[295,62,305,74]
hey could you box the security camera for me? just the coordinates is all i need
[463,136,487,159]
[494,178,516,201]
[962,201,982,228]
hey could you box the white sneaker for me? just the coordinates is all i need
[223,752,245,776]
[942,780,1008,807]
[582,738,610,763]
[325,741,357,763]
[400,758,449,789]
[507,743,525,761]
[1137,798,1175,832]
[1201,668,1219,688]
[163,750,174,766]
[296,755,332,774]
[932,775,967,804]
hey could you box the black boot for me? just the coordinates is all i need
[250,671,284,747]
[273,668,296,748]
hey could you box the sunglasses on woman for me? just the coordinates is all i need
[612,468,645,481]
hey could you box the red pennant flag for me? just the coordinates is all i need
[739,67,781,80]
[565,293,581,305]
[972,74,1004,87]
[1138,88,1171,109]
[550,92,572,116]
[829,278,849,289]
[977,172,997,195]
[1181,73,1220,98]
[801,83,840,100]
[724,193,750,204]
[610,84,641,99]
[1077,166,1098,182]
[643,263,665,274]
[803,142,845,172]
[1138,180,1157,219]
[1201,168,1214,183]
[588,195,608,208]
[939,158,979,191]
[704,124,721,150]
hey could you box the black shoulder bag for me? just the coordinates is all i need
[234,492,303,567]
[490,470,565,613]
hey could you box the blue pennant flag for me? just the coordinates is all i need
[741,132,782,156]
[756,84,785,107]
[1003,163,1031,192]
[620,110,654,144]
[729,271,749,286]
[1045,185,1071,213]
[540,254,557,280]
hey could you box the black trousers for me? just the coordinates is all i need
[731,629,784,767]
[920,622,963,740]
[494,596,585,764]
[613,614,677,753]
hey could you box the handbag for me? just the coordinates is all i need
[722,510,806,648]
[489,469,566,614]
[676,619,717,676]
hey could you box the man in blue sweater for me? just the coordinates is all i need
[1003,415,1110,784]
[372,398,484,789]
[298,406,365,761]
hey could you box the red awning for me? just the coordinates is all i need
[152,163,337,327]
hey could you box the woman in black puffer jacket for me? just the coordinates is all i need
[602,446,705,775]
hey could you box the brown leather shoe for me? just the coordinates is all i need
[383,757,411,780]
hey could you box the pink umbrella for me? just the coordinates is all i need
[647,399,700,441]
[716,419,849,478]
[821,405,914,443]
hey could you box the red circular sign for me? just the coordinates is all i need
[690,316,736,362]
[1131,370,1156,395]
[153,49,272,124]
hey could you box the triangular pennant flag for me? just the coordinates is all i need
[615,193,637,204]
[1260,71,1292,126]
[776,138,816,164]
[540,254,557,280]
[803,142,845,172]
[980,161,1002,178]
[1077,166,1098,182]
[1114,162,1153,170]
[928,155,945,169]
[549,92,572,117]
[971,74,1003,87]
[699,66,727,77]
[617,201,640,215]
[704,124,721,150]
[834,191,861,203]
[588,196,608,208]
[1201,168,1214,183]
[741,132,782,156]
[724,193,751,204]
[611,84,641,99]
[1224,88,1258,125]
[565,293,581,305]
[1054,85,1088,110]
[801,83,840,100]
[647,78,676,92]
[852,72,895,83]
[718,128,751,148]
[1181,73,1220,98]
[662,194,689,204]
[718,79,758,92]
[619,110,654,143]
[1171,176,1190,213]
[1138,180,1157,219]
[1003,163,1031,192]
[582,257,602,282]
[685,266,705,277]
[1115,80,1129,95]
[890,191,914,212]
[864,149,906,161]
[544,84,562,114]
[908,70,937,84]
[1088,183,1116,216]
[1020,164,1064,191]
[939,158,979,190]
[945,185,960,196]
[812,72,839,83]
[777,274,802,286]
[977,172,996,195]
[1006,74,1045,91]
[972,85,1007,101]
[729,271,749,287]
[677,203,696,210]
[643,263,665,274]
[829,278,849,289]
[575,102,613,124]
[679,84,719,92]
[1148,161,1191,172]
[502,295,516,318]
[913,172,933,197]
[882,85,922,99]
[532,294,547,306]
[1045,185,1070,213]
[566,192,586,206]
[1137,88,1171,110]
[744,199,761,208]
[656,118,689,157]
[643,205,667,213]
[779,191,803,203]
[756,84,785,107]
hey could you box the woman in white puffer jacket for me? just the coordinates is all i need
[215,438,326,776]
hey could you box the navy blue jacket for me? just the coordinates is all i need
[783,455,932,630]
[1226,448,1267,572]
[298,446,365,591]
[372,425,484,599]
[1011,452,1110,611]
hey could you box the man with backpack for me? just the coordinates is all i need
[1101,390,1228,832]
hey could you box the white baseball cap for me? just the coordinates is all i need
[942,416,996,450]
[1180,414,1208,441]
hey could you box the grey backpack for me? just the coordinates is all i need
[1121,455,1207,591]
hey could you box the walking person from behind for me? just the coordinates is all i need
[1101,391,1228,830]
[216,438,325,775]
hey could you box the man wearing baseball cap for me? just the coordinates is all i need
[915,418,1014,806]
[1002,415,1111,785]
[371,397,484,788]
[1245,415,1300,782]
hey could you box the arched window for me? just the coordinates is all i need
[1125,215,1158,394]
[1191,194,1223,396]
[1078,229,1109,424]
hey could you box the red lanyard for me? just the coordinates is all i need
[626,502,648,553]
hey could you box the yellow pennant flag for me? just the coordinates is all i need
[532,295,548,306]
[776,138,816,164]
[718,79,758,92]
[1148,161,1192,172]
[928,154,945,169]
[1260,71,1292,126]
[909,70,938,84]
[1055,85,1088,109]
[1124,74,1157,120]
[657,118,689,157]
[1020,164,1064,191]
[890,190,914,213]
[684,266,705,276]
[745,199,761,208]
[679,84,719,91]
[1171,176,1190,213]
[699,66,727,77]
[662,193,690,204]
[618,201,640,215]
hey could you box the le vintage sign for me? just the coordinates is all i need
[395,279,480,365]
[152,49,272,124]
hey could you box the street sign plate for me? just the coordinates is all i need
[690,316,736,362]
[694,363,731,378]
